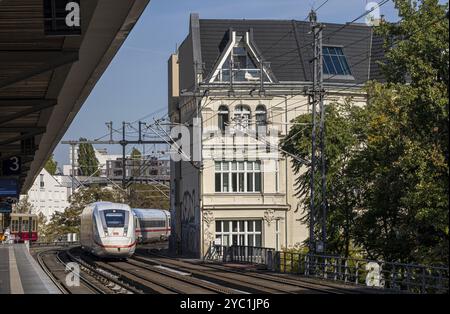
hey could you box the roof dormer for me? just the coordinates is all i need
[208,30,276,83]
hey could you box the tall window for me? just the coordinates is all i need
[255,104,267,137]
[234,105,251,131]
[215,220,262,247]
[322,46,352,76]
[215,161,261,193]
[40,174,44,188]
[218,105,229,133]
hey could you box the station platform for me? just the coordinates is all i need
[0,244,60,294]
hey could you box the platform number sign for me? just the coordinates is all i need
[44,0,81,36]
[2,156,21,175]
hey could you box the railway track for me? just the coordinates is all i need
[69,247,240,294]
[133,252,368,294]
[36,249,106,294]
[61,246,367,294]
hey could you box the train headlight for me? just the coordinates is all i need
[103,227,108,236]
[123,227,128,236]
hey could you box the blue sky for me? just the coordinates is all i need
[54,0,404,166]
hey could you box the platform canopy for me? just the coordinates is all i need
[0,0,150,194]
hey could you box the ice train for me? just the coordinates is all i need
[80,202,136,258]
[132,208,171,244]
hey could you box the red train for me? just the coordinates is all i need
[1,213,38,242]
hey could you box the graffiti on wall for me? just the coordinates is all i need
[180,189,199,256]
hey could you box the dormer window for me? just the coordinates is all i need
[323,46,352,76]
[210,31,274,83]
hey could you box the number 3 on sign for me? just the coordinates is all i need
[9,157,20,172]
[2,156,21,175]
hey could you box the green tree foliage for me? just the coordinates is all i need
[281,101,367,257]
[44,186,126,241]
[130,147,142,159]
[130,147,142,177]
[77,138,99,176]
[44,154,58,175]
[12,196,34,214]
[128,183,169,209]
[351,0,448,264]
[36,213,51,242]
[282,0,448,265]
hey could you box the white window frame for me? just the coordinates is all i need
[215,161,262,193]
[209,31,274,83]
[215,220,263,247]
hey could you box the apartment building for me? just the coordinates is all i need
[26,168,71,220]
[168,13,383,257]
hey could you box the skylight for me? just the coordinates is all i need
[323,47,352,76]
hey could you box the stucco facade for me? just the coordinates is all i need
[168,14,379,258]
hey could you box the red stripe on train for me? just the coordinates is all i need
[94,240,137,249]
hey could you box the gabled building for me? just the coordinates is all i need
[25,168,70,220]
[168,13,384,257]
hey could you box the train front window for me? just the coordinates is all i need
[103,210,126,228]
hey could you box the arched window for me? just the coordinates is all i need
[255,105,267,137]
[234,105,251,131]
[218,105,229,133]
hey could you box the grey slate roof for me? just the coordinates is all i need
[195,18,385,85]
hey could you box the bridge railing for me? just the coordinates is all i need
[276,251,449,294]
[205,243,276,268]
[204,243,449,294]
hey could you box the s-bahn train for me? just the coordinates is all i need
[132,208,171,244]
[80,202,136,258]
[0,213,38,242]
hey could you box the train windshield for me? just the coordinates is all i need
[103,210,126,228]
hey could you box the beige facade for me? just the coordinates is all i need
[169,78,366,257]
[168,14,375,258]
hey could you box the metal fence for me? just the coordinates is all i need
[205,243,276,268]
[276,251,449,294]
[204,244,449,294]
[31,241,80,247]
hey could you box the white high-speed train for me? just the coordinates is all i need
[132,208,171,244]
[80,202,136,258]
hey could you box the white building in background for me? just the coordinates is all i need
[25,168,71,221]
[63,146,122,177]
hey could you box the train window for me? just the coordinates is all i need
[22,220,29,232]
[32,220,37,232]
[11,220,18,232]
[103,210,126,228]
[142,220,165,228]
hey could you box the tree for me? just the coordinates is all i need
[13,195,34,214]
[127,183,169,209]
[130,147,142,177]
[281,100,367,257]
[130,147,142,159]
[36,213,50,242]
[282,0,448,265]
[44,154,58,175]
[77,138,99,176]
[350,0,448,264]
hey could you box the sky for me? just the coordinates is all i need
[53,0,405,166]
